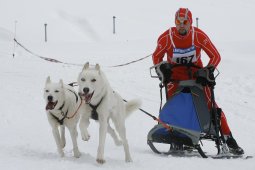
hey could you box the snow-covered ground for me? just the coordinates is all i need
[0,0,255,169]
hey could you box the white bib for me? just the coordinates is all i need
[172,45,197,64]
[169,27,198,64]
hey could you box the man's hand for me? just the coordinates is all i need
[155,62,172,84]
[195,65,216,87]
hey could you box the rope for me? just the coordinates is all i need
[14,38,83,66]
[123,99,172,131]
[108,53,152,67]
[66,99,83,119]
[14,38,152,68]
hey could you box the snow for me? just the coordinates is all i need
[1,0,255,169]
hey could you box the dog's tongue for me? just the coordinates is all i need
[46,102,57,110]
[85,92,94,103]
[85,94,92,103]
[79,92,94,104]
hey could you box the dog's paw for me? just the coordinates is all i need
[125,157,133,163]
[60,140,66,148]
[96,158,106,164]
[73,150,81,158]
[81,133,90,141]
[58,150,65,157]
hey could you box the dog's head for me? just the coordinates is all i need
[77,62,105,104]
[44,76,65,110]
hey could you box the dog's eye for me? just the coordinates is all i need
[45,90,49,93]
[81,78,85,82]
[91,79,96,82]
[55,90,59,93]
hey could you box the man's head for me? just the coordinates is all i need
[175,8,192,36]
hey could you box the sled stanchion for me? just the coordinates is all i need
[159,83,164,112]
[195,145,207,158]
[211,86,221,154]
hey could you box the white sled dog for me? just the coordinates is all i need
[44,76,82,158]
[78,62,141,164]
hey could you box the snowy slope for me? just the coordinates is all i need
[1,0,255,170]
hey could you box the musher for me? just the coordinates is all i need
[152,8,244,155]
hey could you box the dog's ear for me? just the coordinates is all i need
[95,64,101,74]
[46,76,51,85]
[95,63,100,70]
[59,79,64,88]
[83,62,89,71]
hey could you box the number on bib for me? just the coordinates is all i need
[176,55,194,64]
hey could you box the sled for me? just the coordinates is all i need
[147,62,238,158]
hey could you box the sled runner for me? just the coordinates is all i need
[147,62,245,159]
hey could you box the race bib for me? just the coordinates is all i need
[172,45,197,64]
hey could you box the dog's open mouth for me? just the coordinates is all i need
[46,101,58,110]
[79,91,94,104]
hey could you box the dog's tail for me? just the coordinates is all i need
[125,99,142,118]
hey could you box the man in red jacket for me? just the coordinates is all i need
[152,8,244,155]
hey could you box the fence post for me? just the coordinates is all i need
[196,17,199,28]
[113,16,116,34]
[13,20,18,58]
[44,23,47,42]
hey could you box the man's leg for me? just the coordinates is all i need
[204,86,244,155]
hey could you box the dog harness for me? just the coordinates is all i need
[49,89,81,125]
[89,97,104,121]
[49,102,68,125]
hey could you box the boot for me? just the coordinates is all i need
[226,134,244,155]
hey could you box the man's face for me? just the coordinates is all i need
[175,17,191,36]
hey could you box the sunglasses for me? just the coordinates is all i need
[175,19,189,25]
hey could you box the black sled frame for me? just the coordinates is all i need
[147,62,228,158]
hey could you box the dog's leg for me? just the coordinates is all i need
[115,122,132,162]
[79,115,90,141]
[52,126,64,157]
[96,119,108,164]
[60,125,66,148]
[107,124,122,146]
[68,126,81,158]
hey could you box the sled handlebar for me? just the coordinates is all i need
[150,61,201,79]
[150,62,219,86]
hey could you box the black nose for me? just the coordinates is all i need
[48,95,53,102]
[83,88,89,94]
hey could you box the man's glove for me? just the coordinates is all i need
[155,62,172,84]
[195,65,216,87]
